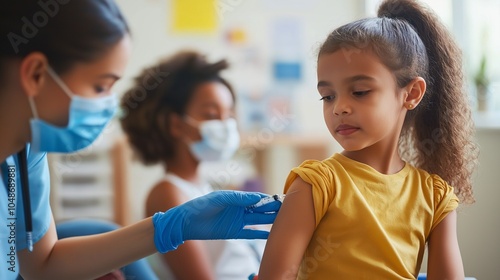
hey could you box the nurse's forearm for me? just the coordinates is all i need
[20,217,158,280]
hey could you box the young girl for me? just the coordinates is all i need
[121,51,265,280]
[258,0,477,279]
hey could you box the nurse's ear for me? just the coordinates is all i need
[19,52,49,98]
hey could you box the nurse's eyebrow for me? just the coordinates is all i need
[98,73,121,81]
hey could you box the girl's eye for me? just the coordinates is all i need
[353,90,370,97]
[319,95,335,102]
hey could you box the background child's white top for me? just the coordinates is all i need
[147,173,265,280]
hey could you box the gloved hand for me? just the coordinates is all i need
[152,190,281,253]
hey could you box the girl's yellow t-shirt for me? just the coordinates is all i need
[284,153,459,280]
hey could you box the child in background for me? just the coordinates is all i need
[121,51,264,280]
[258,0,477,279]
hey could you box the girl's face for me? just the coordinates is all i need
[182,81,235,141]
[317,49,407,152]
[35,36,132,127]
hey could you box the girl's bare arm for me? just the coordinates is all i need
[258,177,316,279]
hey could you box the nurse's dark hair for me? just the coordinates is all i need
[319,0,478,203]
[0,0,129,79]
[120,51,235,165]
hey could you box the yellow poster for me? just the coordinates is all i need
[172,0,217,33]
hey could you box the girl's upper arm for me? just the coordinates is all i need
[426,210,464,280]
[258,176,316,280]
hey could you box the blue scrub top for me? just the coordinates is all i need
[0,146,52,279]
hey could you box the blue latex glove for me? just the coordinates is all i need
[152,190,281,253]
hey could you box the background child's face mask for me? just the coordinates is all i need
[184,116,240,162]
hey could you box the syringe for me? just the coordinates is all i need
[246,194,285,212]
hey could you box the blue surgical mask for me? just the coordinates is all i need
[28,67,117,153]
[185,116,240,162]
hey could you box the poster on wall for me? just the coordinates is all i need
[171,0,218,33]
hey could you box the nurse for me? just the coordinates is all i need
[0,1,279,279]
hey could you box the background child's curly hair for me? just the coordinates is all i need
[120,51,234,165]
[319,0,478,203]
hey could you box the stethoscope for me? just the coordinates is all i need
[17,148,34,252]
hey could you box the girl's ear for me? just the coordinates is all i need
[404,77,426,110]
[19,52,49,98]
